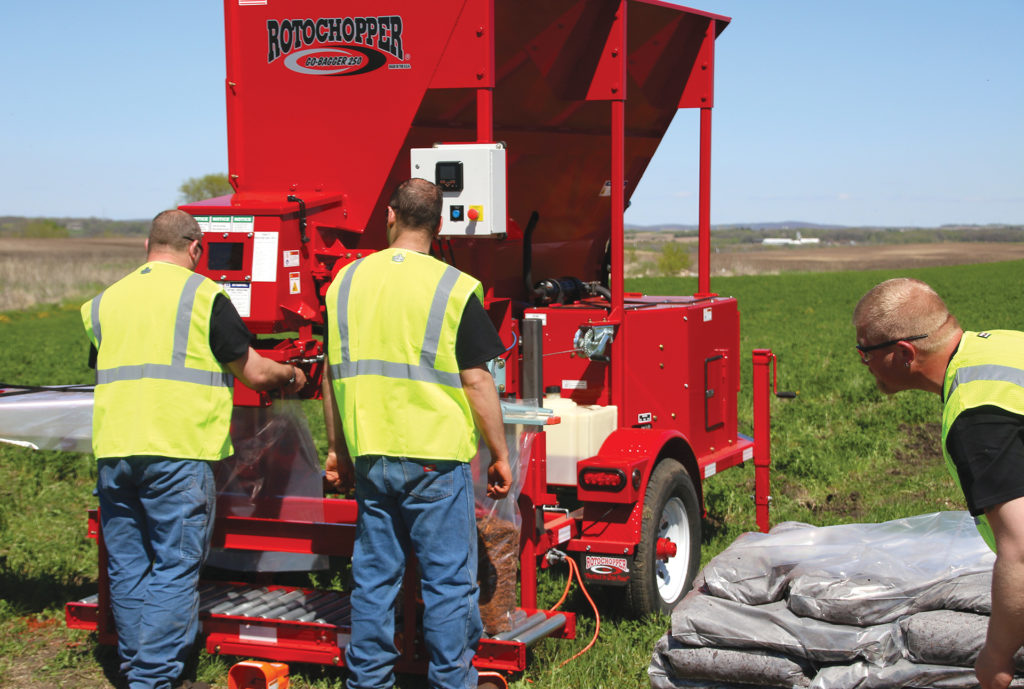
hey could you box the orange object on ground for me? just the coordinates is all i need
[477,670,509,689]
[227,660,290,689]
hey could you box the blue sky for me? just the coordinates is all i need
[1,1,1021,227]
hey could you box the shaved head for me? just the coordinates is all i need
[853,278,958,353]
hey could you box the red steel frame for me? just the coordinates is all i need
[66,498,577,673]
[72,0,782,675]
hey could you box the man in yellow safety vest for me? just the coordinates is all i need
[322,178,512,689]
[82,209,306,689]
[854,277,1024,689]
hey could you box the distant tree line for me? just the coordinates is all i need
[627,225,1024,247]
[0,173,234,238]
[0,216,149,238]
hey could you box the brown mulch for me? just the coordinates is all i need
[477,515,519,635]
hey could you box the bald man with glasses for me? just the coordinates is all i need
[854,277,1024,689]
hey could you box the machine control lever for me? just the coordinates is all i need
[287,194,310,244]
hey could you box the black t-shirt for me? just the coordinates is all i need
[88,293,253,368]
[455,294,506,369]
[209,293,254,363]
[946,405,1024,516]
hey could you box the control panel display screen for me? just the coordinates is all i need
[435,161,464,192]
[208,242,245,271]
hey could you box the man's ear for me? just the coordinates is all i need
[896,340,917,367]
[386,206,396,225]
[433,217,443,237]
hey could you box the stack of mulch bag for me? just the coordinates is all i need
[649,511,1024,689]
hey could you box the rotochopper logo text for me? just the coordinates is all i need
[267,16,404,76]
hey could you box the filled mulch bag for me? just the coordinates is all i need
[650,512,1005,689]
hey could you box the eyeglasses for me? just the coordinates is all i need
[183,236,203,260]
[855,334,928,363]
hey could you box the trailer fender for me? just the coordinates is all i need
[571,428,703,614]
[577,428,702,512]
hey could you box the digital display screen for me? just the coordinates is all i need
[207,242,245,271]
[435,161,464,192]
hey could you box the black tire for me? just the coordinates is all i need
[625,459,701,617]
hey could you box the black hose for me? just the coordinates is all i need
[522,211,540,299]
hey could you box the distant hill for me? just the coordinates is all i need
[0,216,147,238]
[625,221,1021,232]
[1,215,1019,239]
[626,221,850,232]
[625,223,1024,249]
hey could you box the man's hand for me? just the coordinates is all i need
[324,449,355,495]
[486,456,512,499]
[283,366,307,396]
[976,642,1015,689]
[228,348,307,395]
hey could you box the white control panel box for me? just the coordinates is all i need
[410,143,507,237]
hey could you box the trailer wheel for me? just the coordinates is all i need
[627,459,701,617]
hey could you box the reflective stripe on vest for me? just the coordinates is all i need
[85,262,235,461]
[90,292,103,347]
[325,249,483,461]
[94,272,232,390]
[329,259,464,389]
[947,364,1024,401]
[941,331,1024,552]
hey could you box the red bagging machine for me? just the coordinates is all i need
[68,0,784,679]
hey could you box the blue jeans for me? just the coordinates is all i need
[97,457,217,689]
[346,457,481,689]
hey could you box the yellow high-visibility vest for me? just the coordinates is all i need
[82,261,235,460]
[941,330,1024,551]
[325,248,485,461]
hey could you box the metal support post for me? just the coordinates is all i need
[696,106,714,298]
[752,349,774,533]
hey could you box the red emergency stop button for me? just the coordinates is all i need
[467,207,480,221]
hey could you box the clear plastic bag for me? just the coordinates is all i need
[206,401,327,572]
[702,512,994,613]
[670,589,902,666]
[0,386,94,452]
[473,424,535,635]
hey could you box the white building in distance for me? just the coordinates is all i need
[762,231,820,246]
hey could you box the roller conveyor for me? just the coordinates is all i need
[198,584,352,627]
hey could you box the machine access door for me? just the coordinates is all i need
[704,353,727,432]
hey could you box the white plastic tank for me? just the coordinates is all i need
[542,388,618,486]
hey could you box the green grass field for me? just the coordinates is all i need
[2,260,1022,688]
